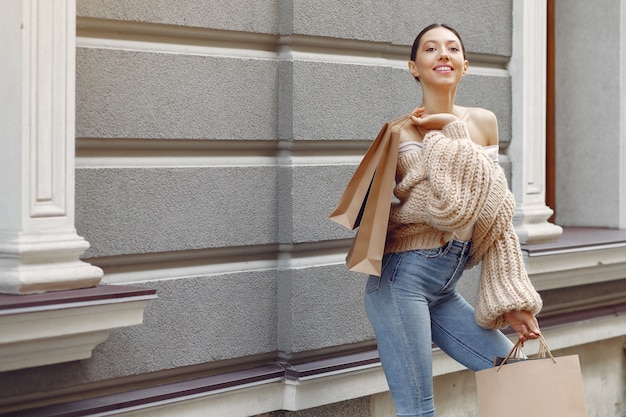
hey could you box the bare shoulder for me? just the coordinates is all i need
[468,107,497,124]
[458,106,499,146]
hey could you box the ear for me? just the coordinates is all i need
[462,60,469,76]
[408,60,420,78]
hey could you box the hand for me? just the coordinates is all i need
[410,107,458,131]
[504,310,541,344]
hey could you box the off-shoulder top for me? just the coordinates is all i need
[397,141,499,241]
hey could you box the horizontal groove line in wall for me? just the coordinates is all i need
[77,16,278,59]
[278,240,355,269]
[76,35,278,60]
[75,155,364,168]
[76,138,277,168]
[76,138,373,168]
[76,17,509,72]
[76,138,373,152]
[93,240,353,285]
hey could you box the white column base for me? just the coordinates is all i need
[0,232,103,294]
[513,203,563,244]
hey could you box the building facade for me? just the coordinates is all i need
[0,0,625,416]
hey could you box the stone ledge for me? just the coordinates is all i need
[0,285,156,372]
[522,227,626,291]
[6,303,625,416]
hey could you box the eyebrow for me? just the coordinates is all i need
[423,39,461,45]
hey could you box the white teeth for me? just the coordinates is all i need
[436,66,452,71]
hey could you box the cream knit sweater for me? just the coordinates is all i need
[385,117,542,329]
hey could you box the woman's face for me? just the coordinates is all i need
[408,26,468,86]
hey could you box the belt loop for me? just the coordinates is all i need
[462,240,472,255]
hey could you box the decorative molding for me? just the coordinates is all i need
[622,1,626,228]
[0,285,156,372]
[0,0,102,294]
[29,0,68,218]
[509,0,562,244]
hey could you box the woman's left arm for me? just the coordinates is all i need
[474,217,543,330]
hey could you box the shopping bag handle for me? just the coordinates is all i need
[496,334,556,372]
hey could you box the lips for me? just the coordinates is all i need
[434,65,453,72]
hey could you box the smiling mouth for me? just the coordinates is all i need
[434,66,453,71]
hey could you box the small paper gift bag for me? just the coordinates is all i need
[475,335,588,417]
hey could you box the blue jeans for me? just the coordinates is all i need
[364,240,514,417]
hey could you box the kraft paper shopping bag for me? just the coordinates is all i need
[329,122,390,230]
[475,335,587,417]
[344,126,399,276]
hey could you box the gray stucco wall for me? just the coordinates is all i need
[0,0,514,399]
[76,48,279,140]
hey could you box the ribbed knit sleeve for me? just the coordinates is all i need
[474,223,543,329]
[419,121,496,231]
[464,165,543,329]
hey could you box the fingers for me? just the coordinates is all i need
[410,107,427,121]
[521,323,539,340]
[505,311,542,342]
[412,106,425,116]
[410,110,428,125]
[533,315,541,333]
[411,115,426,125]
[527,314,541,338]
[513,324,529,344]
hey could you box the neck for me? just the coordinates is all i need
[420,85,457,114]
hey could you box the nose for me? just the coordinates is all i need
[439,49,449,60]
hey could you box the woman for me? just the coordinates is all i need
[364,24,543,416]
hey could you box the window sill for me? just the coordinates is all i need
[521,227,626,291]
[0,285,156,372]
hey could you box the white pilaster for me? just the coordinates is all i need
[621,0,626,229]
[0,0,102,294]
[509,0,563,244]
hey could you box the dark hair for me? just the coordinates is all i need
[410,23,467,62]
